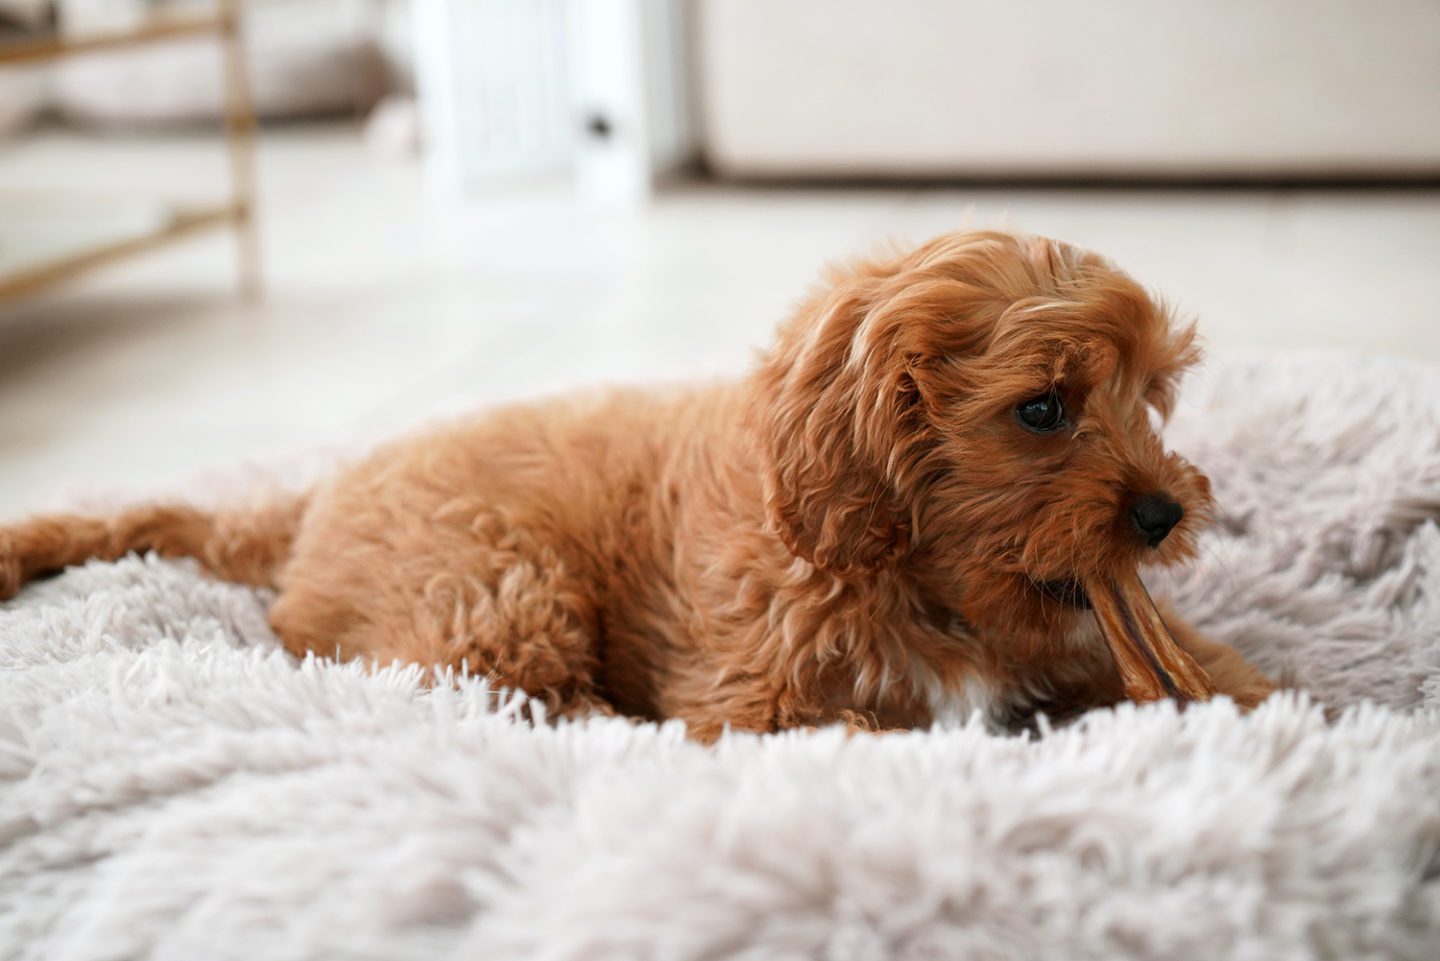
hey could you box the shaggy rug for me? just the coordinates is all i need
[2,353,1439,961]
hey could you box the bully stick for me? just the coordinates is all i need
[1085,569,1216,703]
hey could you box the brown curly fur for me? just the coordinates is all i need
[0,230,1274,738]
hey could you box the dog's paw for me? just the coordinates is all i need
[0,549,21,601]
[0,528,30,602]
[1228,681,1279,713]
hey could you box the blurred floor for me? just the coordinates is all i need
[2,122,1439,516]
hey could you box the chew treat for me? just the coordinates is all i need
[1085,569,1217,703]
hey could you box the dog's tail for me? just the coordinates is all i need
[0,498,306,600]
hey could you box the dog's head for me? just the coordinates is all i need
[757,230,1210,641]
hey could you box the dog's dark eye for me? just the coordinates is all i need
[1015,391,1066,433]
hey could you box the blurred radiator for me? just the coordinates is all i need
[413,0,694,202]
[413,0,571,181]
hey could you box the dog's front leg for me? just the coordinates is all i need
[1025,607,1277,721]
[1155,604,1278,710]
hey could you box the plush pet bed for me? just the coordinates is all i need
[2,353,1439,960]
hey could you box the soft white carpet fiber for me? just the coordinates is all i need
[3,354,1440,960]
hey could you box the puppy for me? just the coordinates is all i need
[0,230,1274,738]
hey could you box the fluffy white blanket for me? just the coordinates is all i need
[3,354,1439,961]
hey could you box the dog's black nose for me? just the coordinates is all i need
[1132,495,1183,547]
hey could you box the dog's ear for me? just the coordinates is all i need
[756,262,935,575]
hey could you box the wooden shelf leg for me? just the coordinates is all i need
[220,0,261,301]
